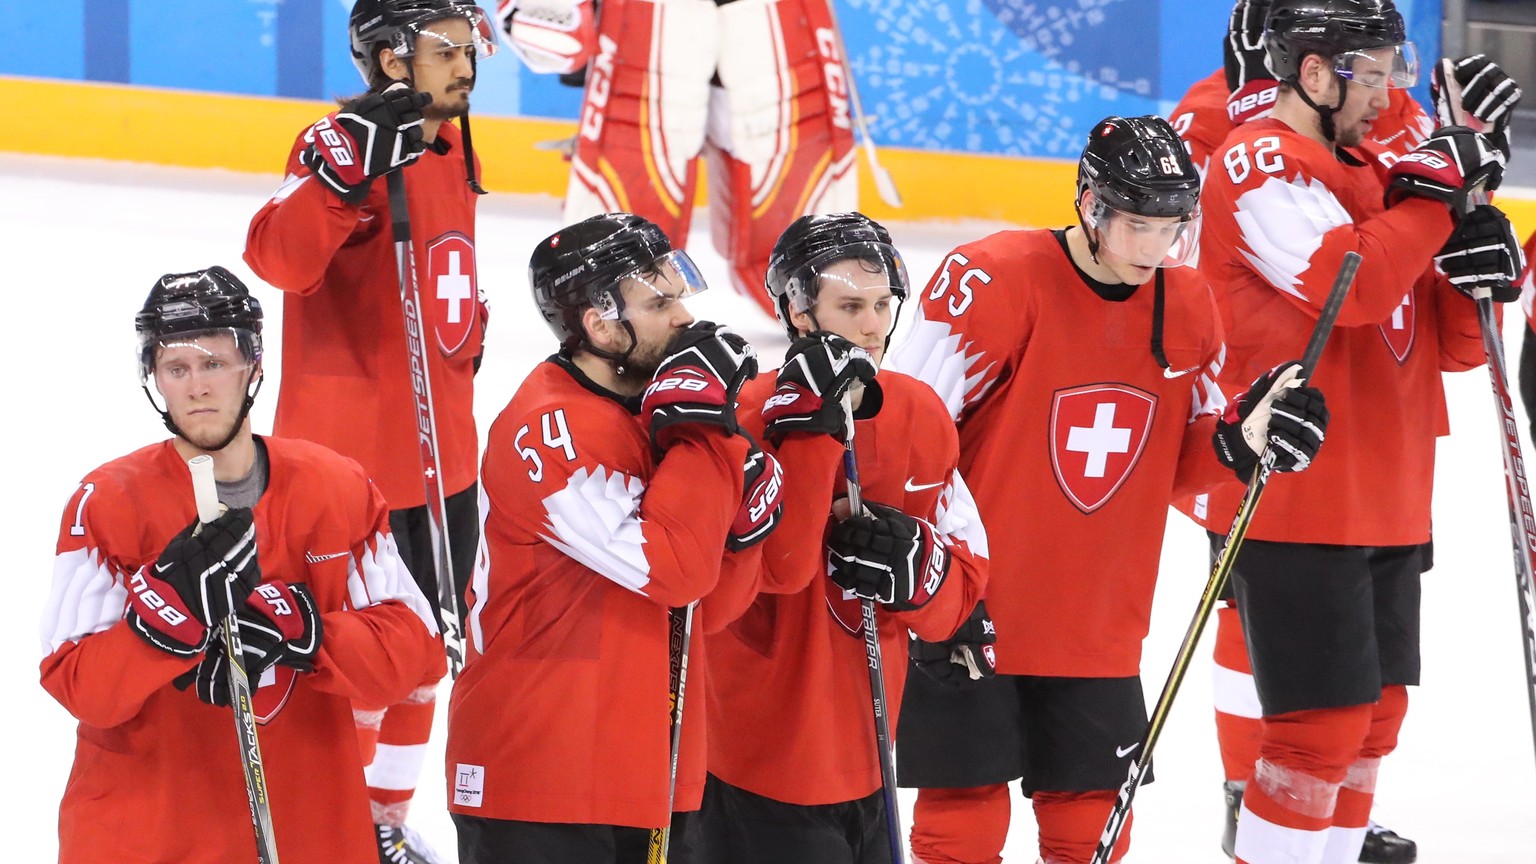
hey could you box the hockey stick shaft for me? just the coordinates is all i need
[1473,294,1536,771]
[842,391,906,864]
[645,602,695,863]
[189,455,280,864]
[824,1,902,208]
[1091,251,1361,864]
[386,170,466,678]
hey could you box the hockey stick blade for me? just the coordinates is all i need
[1090,251,1360,864]
[189,455,280,864]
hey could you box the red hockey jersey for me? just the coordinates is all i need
[707,371,989,806]
[245,122,483,510]
[446,357,759,829]
[1193,119,1484,546]
[41,437,442,864]
[886,230,1230,678]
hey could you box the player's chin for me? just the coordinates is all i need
[178,414,237,451]
[1121,263,1157,285]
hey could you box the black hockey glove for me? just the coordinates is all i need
[1224,0,1269,91]
[126,509,261,656]
[643,321,756,456]
[728,439,784,552]
[1436,203,1525,303]
[1213,362,1329,483]
[174,581,322,707]
[300,82,432,204]
[826,501,950,611]
[1433,55,1522,160]
[911,599,997,687]
[762,332,880,445]
[1386,126,1506,217]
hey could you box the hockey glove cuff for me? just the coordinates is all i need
[300,83,432,204]
[762,332,879,445]
[1386,126,1506,216]
[911,599,998,687]
[729,440,784,552]
[644,321,756,456]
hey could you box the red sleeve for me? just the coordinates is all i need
[1174,290,1239,499]
[242,128,372,296]
[1432,273,1495,373]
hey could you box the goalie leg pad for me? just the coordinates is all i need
[706,0,857,310]
[564,0,717,246]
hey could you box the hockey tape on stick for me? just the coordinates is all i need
[1090,251,1360,864]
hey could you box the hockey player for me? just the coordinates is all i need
[1169,5,1523,860]
[243,2,496,859]
[883,115,1330,864]
[496,0,858,316]
[446,213,782,863]
[1193,2,1525,862]
[700,213,989,863]
[41,267,442,864]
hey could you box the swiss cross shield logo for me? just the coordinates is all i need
[253,665,296,725]
[1049,384,1157,514]
[1379,290,1415,364]
[825,575,867,637]
[426,232,479,357]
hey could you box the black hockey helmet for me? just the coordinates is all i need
[530,213,708,358]
[135,266,265,450]
[348,0,496,88]
[1225,0,1274,91]
[765,213,909,340]
[1077,116,1201,220]
[1264,0,1411,84]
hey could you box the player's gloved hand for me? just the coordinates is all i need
[1385,126,1506,216]
[826,501,950,611]
[762,332,880,445]
[174,581,324,707]
[643,321,756,455]
[728,439,784,552]
[1226,78,1279,125]
[126,509,262,656]
[497,0,595,75]
[300,82,433,204]
[911,599,997,687]
[1433,54,1522,160]
[1224,0,1269,90]
[1436,204,1525,302]
[1213,362,1329,483]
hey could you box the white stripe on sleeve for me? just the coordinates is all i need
[934,469,989,560]
[538,466,652,595]
[41,547,128,656]
[885,306,1001,422]
[1234,174,1352,300]
[347,530,440,635]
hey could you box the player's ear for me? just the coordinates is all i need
[789,305,815,336]
[378,47,410,83]
[1298,53,1333,97]
[581,306,621,353]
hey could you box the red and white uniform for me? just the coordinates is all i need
[41,438,442,864]
[707,371,988,806]
[446,357,759,828]
[886,229,1230,678]
[1195,121,1483,546]
[518,0,857,313]
[245,123,484,510]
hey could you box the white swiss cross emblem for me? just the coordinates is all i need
[1049,383,1157,514]
[427,232,478,357]
[1379,290,1415,364]
[253,665,296,725]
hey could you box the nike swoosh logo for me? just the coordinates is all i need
[1163,365,1201,379]
[1116,743,1141,758]
[905,478,944,492]
[305,550,348,564]
[155,562,173,574]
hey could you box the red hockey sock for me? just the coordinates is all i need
[1034,789,1128,864]
[910,784,1010,864]
[1331,686,1409,832]
[1212,604,1263,784]
[365,684,438,826]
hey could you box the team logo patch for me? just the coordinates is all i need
[1049,383,1157,514]
[253,664,296,725]
[1379,290,1415,364]
[426,232,479,357]
[825,578,867,638]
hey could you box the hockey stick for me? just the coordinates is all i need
[385,170,466,678]
[824,2,902,208]
[189,454,280,864]
[645,601,695,863]
[842,389,907,864]
[1090,251,1361,864]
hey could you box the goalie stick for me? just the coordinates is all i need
[189,454,280,864]
[1090,251,1361,864]
[1439,54,1536,770]
[823,0,902,208]
[386,170,467,678]
[645,602,695,863]
[842,389,906,864]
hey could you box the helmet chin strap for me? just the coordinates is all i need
[582,320,640,377]
[143,368,264,453]
[1294,75,1346,143]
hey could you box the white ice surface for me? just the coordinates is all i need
[5,153,1533,862]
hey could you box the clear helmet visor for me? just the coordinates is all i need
[1333,42,1418,89]
[138,327,262,389]
[782,242,910,316]
[595,249,709,323]
[388,7,499,63]
[1086,198,1202,269]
